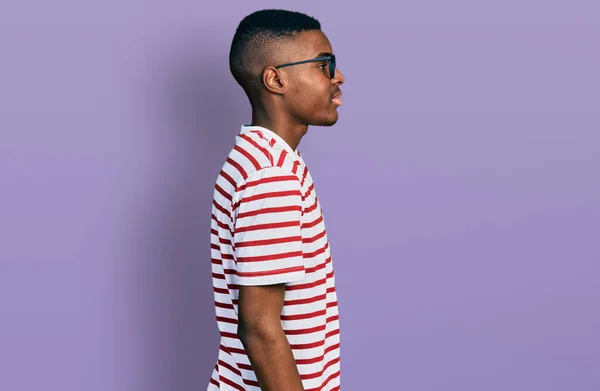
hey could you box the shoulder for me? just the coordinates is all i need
[224,130,304,195]
[240,165,301,191]
[234,130,276,170]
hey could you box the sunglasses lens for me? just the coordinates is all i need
[330,56,336,78]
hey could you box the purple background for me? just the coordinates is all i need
[1,1,599,390]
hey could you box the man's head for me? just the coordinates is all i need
[230,9,345,127]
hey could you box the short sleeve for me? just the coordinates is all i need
[233,166,306,286]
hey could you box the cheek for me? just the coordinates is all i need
[288,76,332,119]
[299,80,330,108]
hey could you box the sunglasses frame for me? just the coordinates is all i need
[274,54,337,79]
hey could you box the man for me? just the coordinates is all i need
[208,9,345,391]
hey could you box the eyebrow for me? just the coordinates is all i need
[313,52,333,58]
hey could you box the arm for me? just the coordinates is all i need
[237,283,304,391]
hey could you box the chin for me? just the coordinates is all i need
[314,111,339,127]
[324,117,338,126]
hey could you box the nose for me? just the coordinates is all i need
[333,67,345,85]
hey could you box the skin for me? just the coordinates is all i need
[249,29,345,150]
[237,30,345,391]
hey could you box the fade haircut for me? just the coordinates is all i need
[229,9,321,91]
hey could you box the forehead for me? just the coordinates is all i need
[294,30,333,57]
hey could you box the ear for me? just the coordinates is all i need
[262,66,286,95]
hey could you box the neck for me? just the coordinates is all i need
[251,107,308,151]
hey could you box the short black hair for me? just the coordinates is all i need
[229,9,321,89]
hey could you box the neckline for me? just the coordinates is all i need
[240,125,300,157]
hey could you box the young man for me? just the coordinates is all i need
[208,9,345,391]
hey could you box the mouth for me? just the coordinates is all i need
[331,90,342,106]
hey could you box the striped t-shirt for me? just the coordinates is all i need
[207,125,340,391]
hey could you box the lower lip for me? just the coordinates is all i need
[332,98,342,106]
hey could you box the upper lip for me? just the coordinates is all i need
[332,90,342,99]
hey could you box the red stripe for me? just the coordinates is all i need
[300,166,309,187]
[211,243,219,251]
[235,220,299,233]
[238,174,299,192]
[301,357,340,380]
[226,157,248,180]
[216,316,238,325]
[214,184,232,202]
[220,331,237,339]
[276,149,288,167]
[281,309,326,321]
[290,339,325,350]
[237,250,303,263]
[232,362,252,371]
[326,329,340,339]
[241,189,302,204]
[219,170,237,189]
[296,354,325,366]
[327,301,338,309]
[294,342,340,365]
[219,237,233,247]
[212,272,225,280]
[324,342,341,355]
[211,258,223,265]
[237,265,304,278]
[322,370,341,389]
[292,160,300,174]
[302,214,323,229]
[234,145,262,170]
[213,200,231,220]
[285,324,326,336]
[211,228,218,236]
[237,205,302,219]
[219,376,245,391]
[221,344,245,355]
[249,130,266,140]
[218,359,241,376]
[212,214,233,235]
[214,301,234,309]
[233,190,301,211]
[239,133,272,163]
[285,293,326,306]
[209,378,219,386]
[286,277,326,291]
[303,229,326,244]
[301,183,315,201]
[304,242,329,259]
[305,197,319,214]
[236,235,302,248]
[305,370,341,391]
[305,261,326,274]
[219,360,262,388]
[327,315,340,323]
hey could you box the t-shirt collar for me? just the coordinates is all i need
[240,125,300,157]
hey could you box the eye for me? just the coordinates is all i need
[317,63,327,70]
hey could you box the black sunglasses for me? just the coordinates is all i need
[274,54,337,79]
